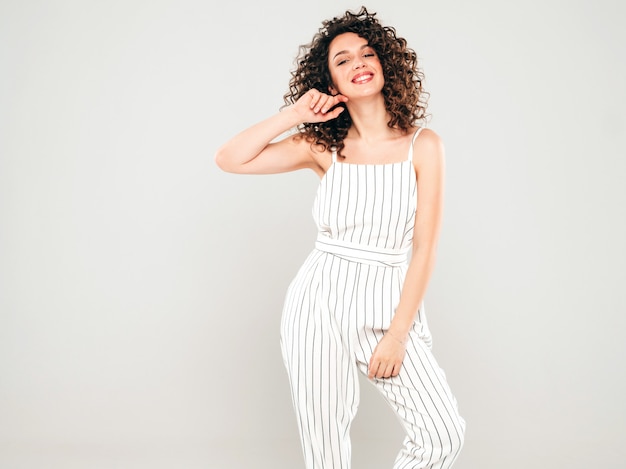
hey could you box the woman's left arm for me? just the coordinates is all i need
[368,129,445,379]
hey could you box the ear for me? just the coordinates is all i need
[328,84,338,96]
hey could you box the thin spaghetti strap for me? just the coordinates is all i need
[407,127,425,162]
[331,146,338,163]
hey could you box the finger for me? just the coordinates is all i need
[368,363,377,379]
[321,97,343,115]
[308,90,321,109]
[317,93,343,114]
[391,362,402,377]
[381,363,393,378]
[323,106,345,120]
[319,96,335,113]
[373,359,386,379]
[368,359,379,379]
[315,94,334,113]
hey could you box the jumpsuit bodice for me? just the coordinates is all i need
[312,128,421,267]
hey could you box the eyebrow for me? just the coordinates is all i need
[332,44,371,60]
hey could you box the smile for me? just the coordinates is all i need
[352,72,373,84]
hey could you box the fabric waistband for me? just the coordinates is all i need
[315,234,409,267]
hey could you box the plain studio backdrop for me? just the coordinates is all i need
[1,0,625,468]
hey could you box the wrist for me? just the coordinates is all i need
[281,105,306,127]
[387,319,412,339]
[386,330,408,346]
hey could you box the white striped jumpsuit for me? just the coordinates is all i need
[280,128,465,469]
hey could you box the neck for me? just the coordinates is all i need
[345,94,395,142]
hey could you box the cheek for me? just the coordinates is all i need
[375,62,385,85]
[328,69,342,92]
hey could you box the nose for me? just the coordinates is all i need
[352,58,365,69]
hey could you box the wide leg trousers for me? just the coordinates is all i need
[280,250,465,469]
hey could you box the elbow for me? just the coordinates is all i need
[215,144,257,174]
[214,147,235,173]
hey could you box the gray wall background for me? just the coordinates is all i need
[1,1,625,468]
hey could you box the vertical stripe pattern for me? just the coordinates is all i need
[280,129,465,468]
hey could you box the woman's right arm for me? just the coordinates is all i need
[214,90,347,175]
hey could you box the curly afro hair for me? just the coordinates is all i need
[283,6,429,157]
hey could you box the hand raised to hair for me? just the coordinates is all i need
[290,89,348,124]
[368,332,407,380]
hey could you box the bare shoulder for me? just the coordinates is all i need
[414,127,444,153]
[412,127,445,169]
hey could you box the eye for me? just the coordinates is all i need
[337,58,349,66]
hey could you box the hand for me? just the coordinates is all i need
[368,332,407,379]
[290,89,348,124]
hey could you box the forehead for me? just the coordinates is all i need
[328,32,369,55]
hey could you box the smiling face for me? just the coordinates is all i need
[327,32,384,98]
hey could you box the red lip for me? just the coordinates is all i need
[351,71,374,83]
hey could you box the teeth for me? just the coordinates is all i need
[353,74,372,83]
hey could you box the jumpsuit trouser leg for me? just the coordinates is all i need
[358,333,465,469]
[281,253,465,469]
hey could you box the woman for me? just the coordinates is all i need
[215,7,465,469]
